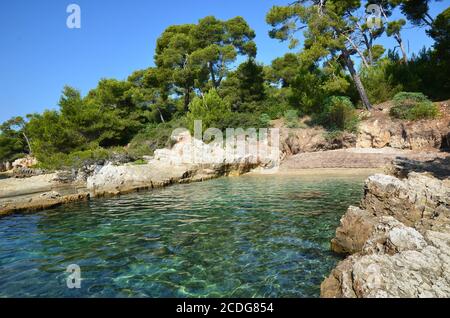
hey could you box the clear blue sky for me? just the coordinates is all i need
[0,0,447,123]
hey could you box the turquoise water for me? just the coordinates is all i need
[0,174,366,298]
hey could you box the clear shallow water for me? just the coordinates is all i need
[0,174,366,297]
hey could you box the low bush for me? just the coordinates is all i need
[220,112,263,130]
[284,109,299,128]
[259,113,272,127]
[360,58,402,104]
[315,96,359,132]
[127,117,188,158]
[35,147,126,170]
[389,92,439,120]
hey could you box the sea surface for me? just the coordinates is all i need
[0,173,367,297]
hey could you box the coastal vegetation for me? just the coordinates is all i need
[1,1,449,170]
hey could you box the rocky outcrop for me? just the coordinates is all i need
[361,173,450,232]
[12,156,37,169]
[357,117,450,151]
[0,131,279,217]
[87,130,279,196]
[321,172,450,298]
[389,156,450,180]
[279,127,356,157]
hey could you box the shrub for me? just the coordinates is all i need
[259,113,272,127]
[284,109,299,128]
[127,117,188,158]
[315,96,359,132]
[220,112,262,130]
[35,147,126,170]
[260,87,291,119]
[360,59,402,104]
[387,48,450,101]
[390,92,439,120]
[187,89,232,133]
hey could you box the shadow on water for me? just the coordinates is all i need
[0,173,367,298]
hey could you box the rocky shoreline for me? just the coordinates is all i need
[0,132,268,217]
[321,157,450,298]
[1,124,450,298]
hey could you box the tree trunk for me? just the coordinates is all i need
[395,34,408,64]
[157,107,165,123]
[344,35,370,68]
[22,132,33,155]
[362,33,373,66]
[342,49,372,111]
[209,62,218,88]
[184,87,191,113]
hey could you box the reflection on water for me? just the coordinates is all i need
[0,174,366,297]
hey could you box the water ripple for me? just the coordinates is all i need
[0,174,366,297]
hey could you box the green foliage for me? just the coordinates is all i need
[155,16,256,110]
[0,134,25,162]
[389,92,439,120]
[284,109,299,128]
[187,89,232,132]
[266,1,376,110]
[219,112,263,130]
[361,59,403,104]
[386,19,407,37]
[315,96,359,132]
[385,48,450,101]
[288,63,353,115]
[35,147,125,170]
[259,113,272,127]
[0,117,28,162]
[6,8,450,172]
[128,117,188,158]
[220,59,266,111]
[427,7,450,65]
[399,0,434,27]
[364,45,386,65]
[132,159,147,165]
[265,53,301,87]
[26,110,86,156]
[260,86,292,119]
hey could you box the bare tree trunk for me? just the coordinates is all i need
[209,62,218,88]
[184,87,191,113]
[344,34,370,68]
[379,6,408,64]
[362,33,373,66]
[395,34,408,64]
[342,49,372,111]
[157,107,165,123]
[22,132,33,155]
